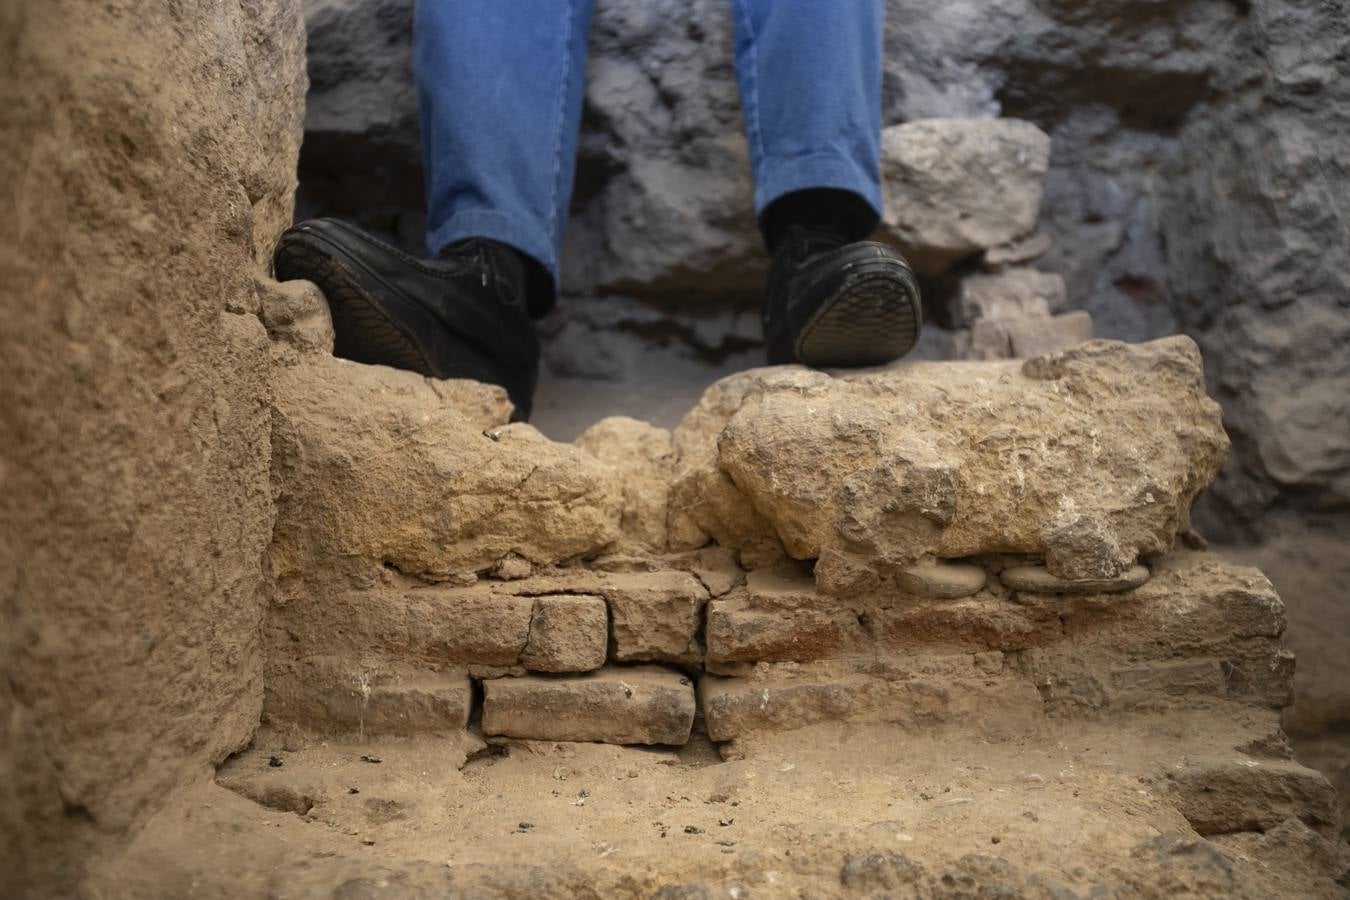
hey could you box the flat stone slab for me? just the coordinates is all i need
[897,563,988,599]
[265,656,471,737]
[1000,563,1150,594]
[520,595,608,673]
[481,665,695,746]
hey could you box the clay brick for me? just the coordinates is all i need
[482,665,695,746]
[705,597,865,664]
[601,571,708,664]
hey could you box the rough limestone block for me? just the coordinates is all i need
[870,596,1062,652]
[265,656,471,737]
[970,311,1094,360]
[520,595,608,673]
[671,338,1227,585]
[956,268,1067,327]
[982,233,1054,272]
[700,659,1043,742]
[1110,660,1227,704]
[1001,564,1150,594]
[896,563,988,599]
[705,597,866,664]
[602,571,709,664]
[270,354,622,584]
[880,118,1051,274]
[271,586,536,667]
[1165,758,1340,837]
[574,416,674,551]
[481,666,695,746]
[258,277,335,354]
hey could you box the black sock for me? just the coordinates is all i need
[760,188,879,255]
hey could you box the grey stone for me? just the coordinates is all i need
[970,311,1094,360]
[520,595,609,674]
[897,563,988,599]
[879,118,1051,274]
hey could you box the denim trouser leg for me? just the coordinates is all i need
[730,0,885,229]
[414,0,594,285]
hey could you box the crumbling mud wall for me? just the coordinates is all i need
[0,0,305,892]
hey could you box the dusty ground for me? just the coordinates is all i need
[88,712,1346,899]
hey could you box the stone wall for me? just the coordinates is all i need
[0,0,305,892]
[295,0,1349,539]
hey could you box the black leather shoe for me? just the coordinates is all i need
[273,218,540,420]
[763,227,922,368]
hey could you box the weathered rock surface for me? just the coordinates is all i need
[270,354,622,584]
[673,338,1227,584]
[1000,563,1150,594]
[520,595,609,674]
[970,310,1095,360]
[956,267,1068,327]
[1165,757,1340,837]
[575,416,674,551]
[266,656,471,737]
[2,0,305,891]
[482,666,696,746]
[880,118,1051,274]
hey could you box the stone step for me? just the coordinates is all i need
[481,665,696,746]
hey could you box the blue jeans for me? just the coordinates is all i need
[414,1,884,287]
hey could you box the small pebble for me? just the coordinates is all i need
[360,755,382,764]
[684,826,703,834]
[268,756,283,768]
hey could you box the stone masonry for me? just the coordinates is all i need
[257,309,1342,870]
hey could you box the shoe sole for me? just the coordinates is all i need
[794,257,922,368]
[274,227,534,420]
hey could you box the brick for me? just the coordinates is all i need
[705,597,865,664]
[264,655,471,737]
[482,665,695,746]
[601,571,708,664]
[520,595,608,673]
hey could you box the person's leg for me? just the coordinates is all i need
[732,0,921,369]
[730,0,884,250]
[415,0,595,303]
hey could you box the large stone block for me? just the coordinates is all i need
[481,666,696,746]
[1164,758,1340,837]
[880,118,1051,274]
[671,338,1228,586]
[265,656,471,737]
[270,355,623,584]
[601,571,709,665]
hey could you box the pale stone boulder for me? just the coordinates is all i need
[270,355,622,583]
[970,310,1094,360]
[481,666,696,746]
[880,118,1051,274]
[258,277,335,354]
[671,338,1227,584]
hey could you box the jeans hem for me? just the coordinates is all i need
[753,152,883,226]
[426,210,559,284]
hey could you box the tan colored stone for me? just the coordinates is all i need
[1164,757,1340,837]
[672,338,1227,585]
[982,233,1055,271]
[970,311,1094,360]
[700,658,1043,742]
[520,595,608,673]
[258,277,335,354]
[270,355,622,584]
[268,585,535,669]
[575,416,674,551]
[1000,564,1150,594]
[602,571,709,664]
[956,269,1067,327]
[897,563,988,598]
[481,666,695,746]
[880,119,1051,274]
[265,656,471,737]
[705,597,866,664]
